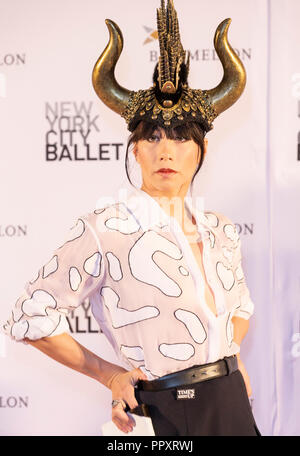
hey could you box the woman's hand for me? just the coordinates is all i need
[109,368,148,433]
[236,354,252,397]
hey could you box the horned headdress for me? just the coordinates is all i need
[92,0,246,133]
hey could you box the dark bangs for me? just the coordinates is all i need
[127,120,205,143]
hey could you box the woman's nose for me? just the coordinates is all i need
[158,138,175,160]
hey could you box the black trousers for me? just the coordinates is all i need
[135,369,261,436]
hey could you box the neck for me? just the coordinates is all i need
[140,184,191,225]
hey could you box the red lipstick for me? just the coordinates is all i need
[156,168,177,174]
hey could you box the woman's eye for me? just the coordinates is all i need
[148,135,160,142]
[175,136,188,142]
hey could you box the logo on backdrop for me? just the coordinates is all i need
[235,222,254,236]
[0,224,27,237]
[143,26,158,45]
[66,299,101,334]
[0,396,29,408]
[291,332,300,358]
[0,53,26,66]
[45,101,124,162]
[143,26,252,63]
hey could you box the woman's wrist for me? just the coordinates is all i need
[101,364,128,390]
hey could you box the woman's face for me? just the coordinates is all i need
[133,127,206,198]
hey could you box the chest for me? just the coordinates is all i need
[182,222,217,317]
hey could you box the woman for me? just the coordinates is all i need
[2,0,260,436]
[115,119,258,435]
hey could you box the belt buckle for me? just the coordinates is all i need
[224,355,237,375]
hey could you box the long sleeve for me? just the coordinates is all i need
[232,232,254,320]
[2,215,105,342]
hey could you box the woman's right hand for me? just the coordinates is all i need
[109,368,148,433]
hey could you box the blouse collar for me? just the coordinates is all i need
[118,185,216,237]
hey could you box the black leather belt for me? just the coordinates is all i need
[137,356,238,392]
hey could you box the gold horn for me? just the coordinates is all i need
[92,19,131,115]
[206,19,246,115]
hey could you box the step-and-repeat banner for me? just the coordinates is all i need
[0,0,299,436]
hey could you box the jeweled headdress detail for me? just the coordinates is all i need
[92,0,246,133]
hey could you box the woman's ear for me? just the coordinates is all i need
[203,138,208,158]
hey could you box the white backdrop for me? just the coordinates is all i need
[0,0,299,436]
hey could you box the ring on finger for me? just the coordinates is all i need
[112,399,125,409]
